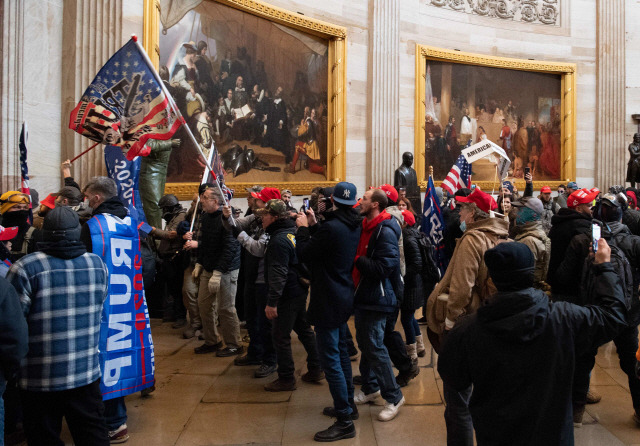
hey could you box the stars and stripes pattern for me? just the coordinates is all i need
[422,175,447,276]
[441,154,472,196]
[69,38,184,160]
[19,122,33,224]
[202,146,234,201]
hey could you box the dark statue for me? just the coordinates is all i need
[627,133,640,188]
[394,152,421,213]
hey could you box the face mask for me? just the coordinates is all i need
[2,210,30,227]
[459,221,467,232]
[516,207,540,225]
[162,211,173,223]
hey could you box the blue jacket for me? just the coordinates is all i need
[354,217,404,313]
[297,207,362,328]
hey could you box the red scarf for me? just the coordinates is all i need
[352,210,392,286]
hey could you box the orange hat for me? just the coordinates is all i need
[40,193,57,210]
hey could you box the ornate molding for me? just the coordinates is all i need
[428,0,559,26]
[421,46,575,74]
[214,0,347,38]
[165,181,340,200]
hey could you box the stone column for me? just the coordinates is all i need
[61,0,123,187]
[0,0,24,191]
[369,0,399,186]
[596,0,625,189]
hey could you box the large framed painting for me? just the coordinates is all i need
[414,45,577,191]
[143,0,347,198]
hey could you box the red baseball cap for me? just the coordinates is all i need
[0,225,19,241]
[251,187,281,202]
[567,188,598,208]
[378,184,398,203]
[455,188,497,213]
[401,210,416,226]
[540,186,552,194]
[40,193,57,210]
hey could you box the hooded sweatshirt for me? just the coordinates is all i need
[438,263,626,446]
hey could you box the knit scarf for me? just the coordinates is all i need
[352,210,392,286]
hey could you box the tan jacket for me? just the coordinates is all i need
[426,217,509,334]
[514,221,551,288]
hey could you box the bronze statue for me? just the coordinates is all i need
[628,133,640,188]
[394,152,421,213]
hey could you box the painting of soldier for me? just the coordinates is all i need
[424,60,562,181]
[159,2,329,184]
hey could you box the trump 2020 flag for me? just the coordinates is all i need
[69,37,183,160]
[422,175,447,276]
[104,145,148,226]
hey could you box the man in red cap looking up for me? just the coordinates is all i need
[426,187,509,446]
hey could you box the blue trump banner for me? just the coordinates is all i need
[422,175,448,276]
[104,145,147,224]
[87,213,155,400]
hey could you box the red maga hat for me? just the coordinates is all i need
[378,184,398,203]
[251,187,281,202]
[455,188,497,214]
[401,210,416,226]
[0,225,19,241]
[540,186,552,193]
[567,188,598,208]
[40,193,57,210]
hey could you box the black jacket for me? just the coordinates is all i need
[438,263,627,446]
[623,208,640,236]
[443,205,462,261]
[547,208,592,290]
[197,209,240,273]
[265,218,306,307]
[0,276,28,383]
[80,196,129,252]
[297,207,361,328]
[401,226,424,311]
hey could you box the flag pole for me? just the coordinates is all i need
[70,141,101,164]
[131,35,228,206]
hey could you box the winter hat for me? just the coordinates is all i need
[378,184,398,204]
[0,191,30,214]
[401,210,416,227]
[501,181,514,194]
[42,206,81,242]
[627,190,638,209]
[484,242,535,291]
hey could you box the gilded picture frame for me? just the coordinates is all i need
[143,0,347,199]
[414,44,577,192]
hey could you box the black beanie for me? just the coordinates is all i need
[42,206,81,242]
[484,242,535,291]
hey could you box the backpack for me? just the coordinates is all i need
[416,231,441,286]
[580,237,634,309]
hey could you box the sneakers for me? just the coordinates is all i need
[194,342,222,354]
[415,334,427,358]
[322,404,359,420]
[255,364,277,378]
[234,354,261,366]
[395,360,420,387]
[264,378,297,392]
[216,345,244,357]
[108,423,129,443]
[573,404,585,427]
[354,389,381,405]
[302,369,325,383]
[314,420,356,442]
[378,396,405,422]
[586,389,602,404]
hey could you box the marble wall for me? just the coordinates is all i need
[3,0,640,197]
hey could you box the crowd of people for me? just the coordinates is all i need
[2,156,640,445]
[164,41,327,179]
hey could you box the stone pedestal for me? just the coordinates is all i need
[369,0,399,186]
[596,0,626,189]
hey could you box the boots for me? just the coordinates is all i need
[415,335,426,358]
[406,343,418,362]
[395,360,420,387]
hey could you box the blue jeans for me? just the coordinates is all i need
[443,381,473,446]
[315,324,354,418]
[400,310,420,344]
[104,396,127,431]
[354,310,402,404]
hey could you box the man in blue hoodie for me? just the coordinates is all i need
[296,182,362,442]
[352,188,405,422]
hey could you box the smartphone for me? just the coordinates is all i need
[302,198,309,212]
[524,166,530,176]
[592,224,601,253]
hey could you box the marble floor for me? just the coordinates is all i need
[52,318,640,446]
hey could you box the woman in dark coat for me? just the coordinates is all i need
[399,210,426,361]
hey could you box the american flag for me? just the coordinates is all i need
[202,148,234,202]
[69,37,183,160]
[421,175,447,276]
[441,154,472,196]
[18,122,33,224]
